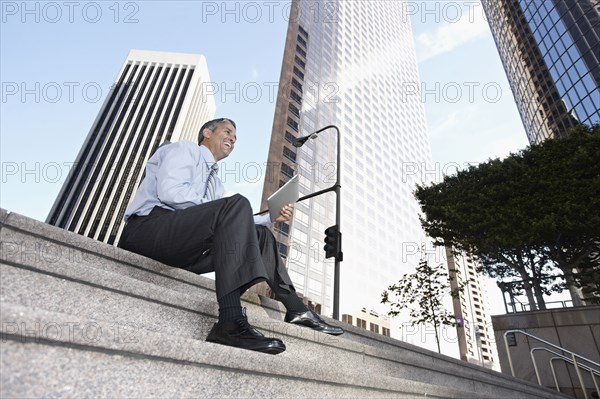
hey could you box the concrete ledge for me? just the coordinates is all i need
[1,210,219,294]
[0,210,570,399]
[0,302,486,399]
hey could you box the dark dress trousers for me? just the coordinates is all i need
[118,193,296,300]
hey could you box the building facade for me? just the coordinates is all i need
[342,308,391,337]
[492,305,600,398]
[482,0,599,144]
[261,0,436,328]
[47,50,216,245]
[447,249,500,370]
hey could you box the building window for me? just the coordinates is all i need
[293,66,305,81]
[286,117,299,132]
[370,323,380,334]
[288,102,300,117]
[290,90,302,104]
[356,318,367,329]
[297,34,307,48]
[294,55,306,69]
[382,327,391,337]
[298,25,308,38]
[285,131,296,143]
[296,45,306,58]
[281,162,294,178]
[291,78,303,93]
[278,242,288,258]
[311,303,320,314]
[278,222,290,236]
[283,146,297,162]
[342,314,353,325]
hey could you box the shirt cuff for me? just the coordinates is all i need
[253,213,272,226]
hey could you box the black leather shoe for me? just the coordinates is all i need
[206,316,286,355]
[285,309,344,336]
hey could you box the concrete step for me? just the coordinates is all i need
[0,302,489,399]
[0,209,569,398]
[0,260,565,399]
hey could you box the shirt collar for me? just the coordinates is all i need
[199,144,218,171]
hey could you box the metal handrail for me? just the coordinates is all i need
[504,330,600,399]
[550,356,600,395]
[529,347,600,395]
[517,300,574,313]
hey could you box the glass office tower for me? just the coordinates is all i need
[47,50,216,245]
[262,0,434,322]
[482,0,599,144]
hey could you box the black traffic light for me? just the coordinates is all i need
[324,225,342,260]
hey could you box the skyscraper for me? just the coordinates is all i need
[482,0,599,144]
[261,0,435,323]
[47,50,216,245]
[447,250,499,370]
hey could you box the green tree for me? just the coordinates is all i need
[381,258,462,353]
[521,124,600,304]
[415,124,600,308]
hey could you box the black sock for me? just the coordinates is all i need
[218,289,243,322]
[277,290,309,313]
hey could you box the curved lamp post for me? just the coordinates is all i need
[292,125,342,319]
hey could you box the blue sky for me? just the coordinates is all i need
[1,1,532,317]
[1,0,529,220]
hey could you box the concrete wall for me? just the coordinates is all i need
[492,306,600,398]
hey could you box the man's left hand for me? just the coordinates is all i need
[275,203,294,223]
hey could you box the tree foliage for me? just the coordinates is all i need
[381,258,463,353]
[415,124,600,307]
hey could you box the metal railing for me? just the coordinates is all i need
[504,330,600,399]
[504,297,574,313]
[530,347,600,395]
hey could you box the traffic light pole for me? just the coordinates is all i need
[294,125,342,320]
[334,123,341,320]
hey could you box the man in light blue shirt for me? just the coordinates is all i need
[119,118,343,355]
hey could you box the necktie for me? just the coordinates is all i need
[205,164,219,201]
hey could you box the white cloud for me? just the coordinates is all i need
[416,12,488,63]
[427,102,529,167]
[489,136,526,158]
[429,110,460,137]
[429,105,479,138]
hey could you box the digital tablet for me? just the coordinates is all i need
[267,174,300,221]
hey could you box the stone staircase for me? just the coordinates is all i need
[0,208,570,398]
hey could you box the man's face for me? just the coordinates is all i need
[202,121,236,161]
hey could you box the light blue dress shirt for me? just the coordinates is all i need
[124,140,270,225]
